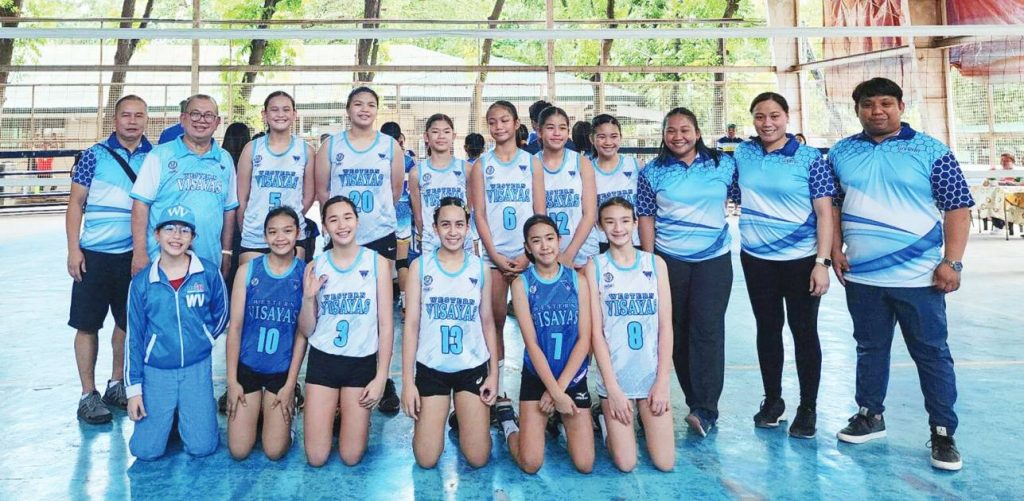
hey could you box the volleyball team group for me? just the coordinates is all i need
[65,76,972,475]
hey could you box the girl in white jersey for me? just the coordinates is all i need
[469,101,545,379]
[236,91,315,263]
[584,114,642,255]
[409,113,474,257]
[297,196,395,467]
[401,197,499,469]
[314,86,404,260]
[585,197,675,472]
[536,106,596,268]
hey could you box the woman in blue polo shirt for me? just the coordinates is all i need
[637,107,736,437]
[734,92,836,439]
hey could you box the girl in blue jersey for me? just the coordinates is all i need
[297,196,395,467]
[236,91,315,264]
[536,106,597,269]
[409,114,473,259]
[225,207,308,460]
[125,204,229,460]
[584,114,642,255]
[401,197,499,469]
[503,215,594,474]
[735,93,835,438]
[586,197,675,472]
[636,107,737,438]
[469,101,545,382]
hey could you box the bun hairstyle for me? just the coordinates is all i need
[655,107,720,167]
[432,196,470,224]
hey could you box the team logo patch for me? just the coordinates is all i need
[253,154,263,165]
[474,376,484,385]
[378,153,387,160]
[624,171,633,178]
[564,281,573,292]
[250,277,259,286]
[603,272,614,283]
[359,270,369,279]
[168,160,178,171]
[335,152,345,163]
[569,170,577,177]
[423,275,433,287]
[422,172,432,183]
[454,170,462,177]
[529,284,537,294]
[289,279,301,291]
[292,155,302,162]
[518,164,528,172]
[643,270,653,279]
[186,282,205,294]
[469,277,478,286]
[485,165,495,176]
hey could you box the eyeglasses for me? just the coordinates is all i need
[159,224,194,236]
[188,111,219,123]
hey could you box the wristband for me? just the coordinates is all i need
[221,249,233,256]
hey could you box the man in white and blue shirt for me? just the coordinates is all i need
[130,94,238,278]
[66,95,152,424]
[829,78,972,471]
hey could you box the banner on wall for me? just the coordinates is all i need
[947,0,1024,82]
[823,0,909,101]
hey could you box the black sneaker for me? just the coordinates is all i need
[447,409,459,435]
[686,410,716,437]
[101,380,127,409]
[294,382,305,409]
[837,407,886,443]
[753,398,786,428]
[789,405,817,439]
[77,390,113,424]
[546,412,562,438]
[378,378,400,414]
[218,391,228,415]
[929,427,962,471]
[495,397,519,441]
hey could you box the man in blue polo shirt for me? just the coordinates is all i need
[66,95,152,424]
[829,78,972,471]
[130,94,238,277]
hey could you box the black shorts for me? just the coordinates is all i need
[519,371,592,408]
[304,347,377,389]
[68,249,132,331]
[415,362,489,397]
[237,362,288,394]
[364,232,398,261]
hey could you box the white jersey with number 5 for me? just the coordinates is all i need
[309,248,380,357]
[539,149,590,266]
[592,250,660,398]
[328,131,396,245]
[416,251,489,373]
[241,135,308,249]
[481,148,534,259]
[582,154,641,257]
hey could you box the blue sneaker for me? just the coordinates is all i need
[686,410,716,437]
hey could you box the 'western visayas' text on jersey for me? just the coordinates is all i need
[309,248,380,357]
[540,149,591,266]
[521,264,588,384]
[240,255,303,374]
[418,157,470,254]
[734,136,836,261]
[584,154,641,255]
[481,148,535,259]
[637,152,737,262]
[830,124,974,287]
[593,251,660,399]
[72,134,153,253]
[241,135,308,249]
[130,137,239,265]
[416,251,489,373]
[125,252,229,398]
[328,131,396,244]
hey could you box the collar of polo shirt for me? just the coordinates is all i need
[172,135,224,160]
[106,132,153,154]
[753,133,800,157]
[853,121,916,144]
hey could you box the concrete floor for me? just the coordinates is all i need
[0,214,1021,500]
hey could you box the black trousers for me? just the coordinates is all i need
[658,251,732,420]
[740,251,822,408]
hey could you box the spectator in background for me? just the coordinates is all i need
[794,133,807,145]
[158,100,189,144]
[35,133,56,193]
[524,100,576,154]
[516,124,529,150]
[221,122,252,291]
[716,123,743,154]
[985,152,1021,235]
[464,132,485,163]
[572,120,593,159]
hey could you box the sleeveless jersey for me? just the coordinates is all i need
[539,149,590,266]
[583,154,641,256]
[417,157,471,255]
[592,250,660,398]
[521,264,588,384]
[416,251,490,373]
[309,248,380,357]
[239,255,304,374]
[241,135,308,249]
[328,131,396,244]
[481,148,535,259]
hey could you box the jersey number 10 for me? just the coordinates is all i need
[257,327,280,354]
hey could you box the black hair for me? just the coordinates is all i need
[114,94,147,114]
[432,196,470,224]
[749,92,789,114]
[598,196,636,221]
[522,214,559,242]
[264,206,301,232]
[264,90,295,110]
[486,100,519,123]
[424,114,454,156]
[321,195,359,225]
[222,122,251,167]
[572,120,593,158]
[538,106,569,129]
[346,86,379,109]
[655,107,720,167]
[380,121,402,141]
[851,77,903,104]
[529,100,552,124]
[516,124,529,148]
[464,133,485,160]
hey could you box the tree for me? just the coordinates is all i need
[590,0,615,113]
[0,0,24,113]
[356,0,382,82]
[468,0,506,132]
[710,0,741,132]
[235,0,285,118]
[105,0,155,111]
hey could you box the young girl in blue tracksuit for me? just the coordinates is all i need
[125,204,229,461]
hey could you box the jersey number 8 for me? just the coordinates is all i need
[627,321,643,350]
